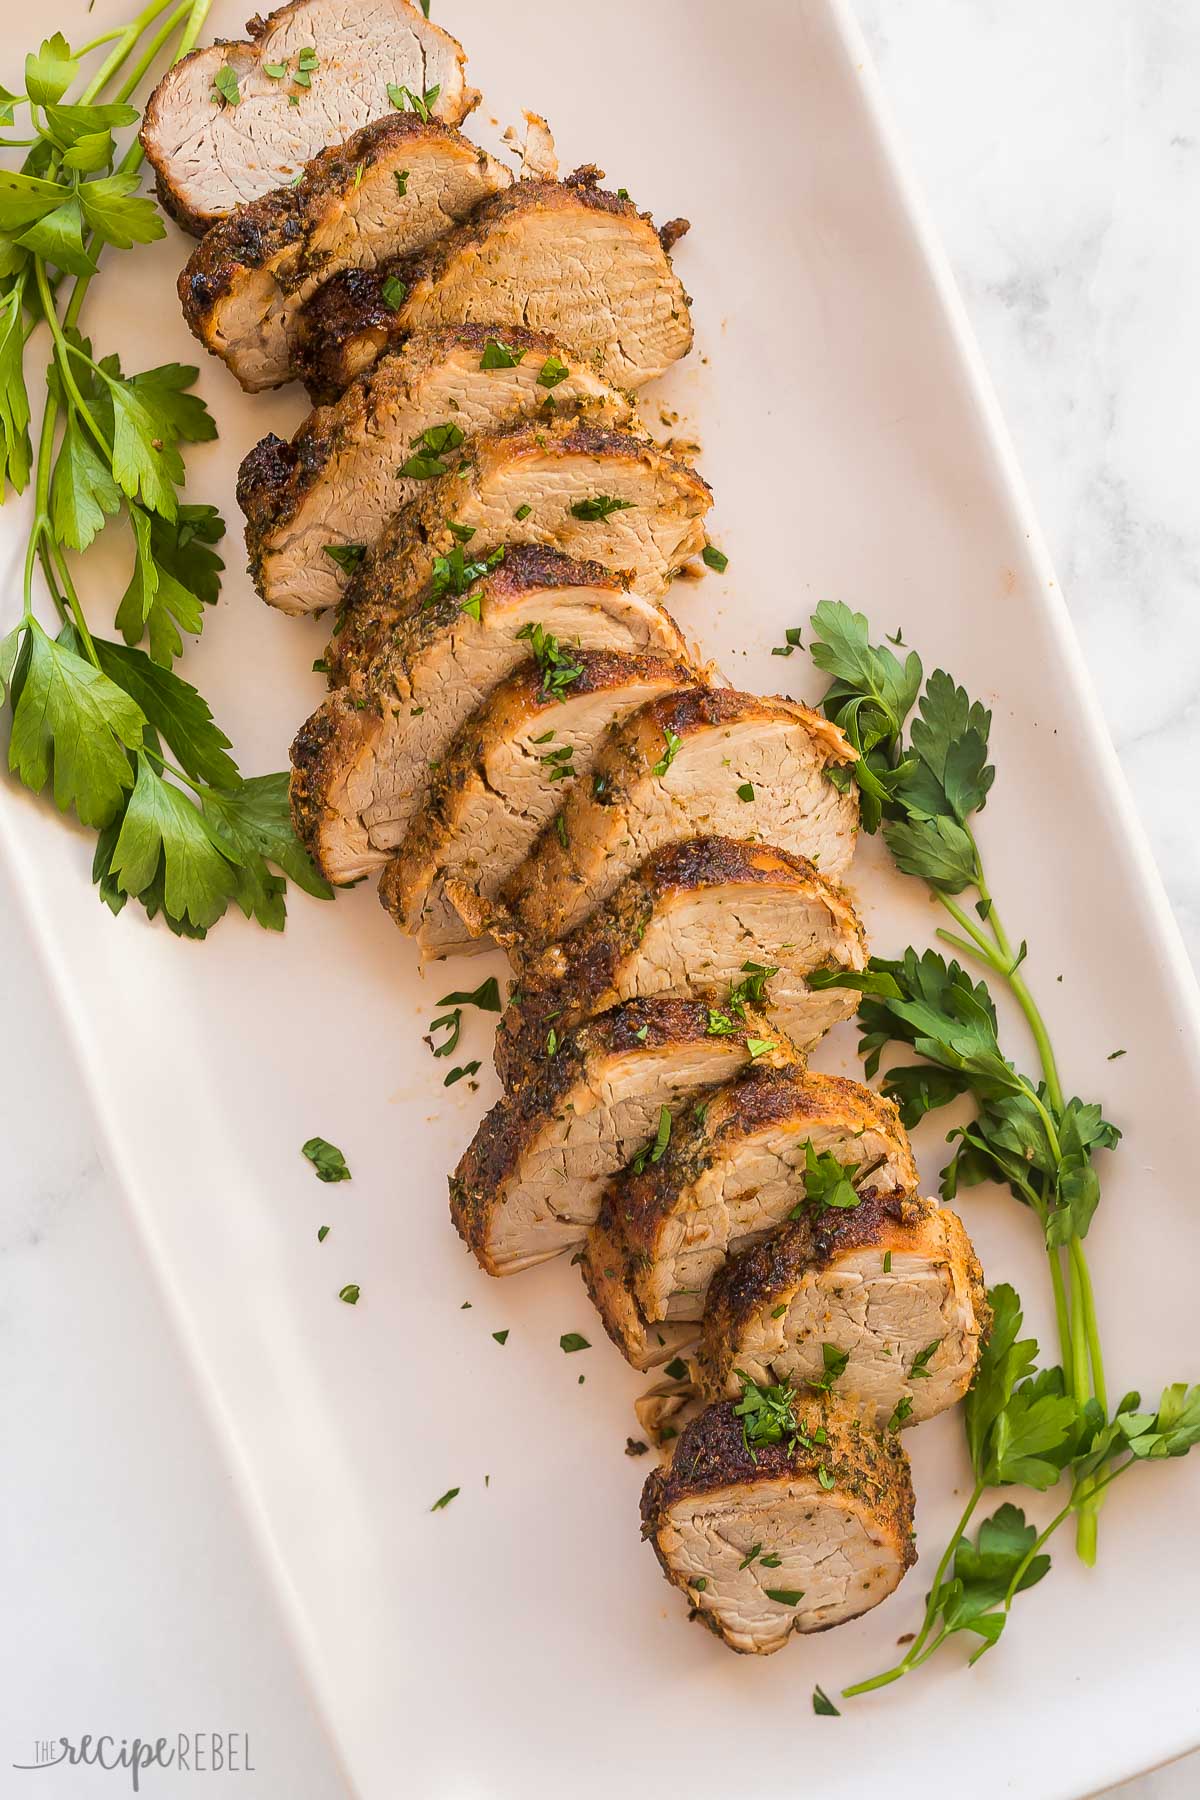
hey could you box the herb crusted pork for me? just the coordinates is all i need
[294,167,694,401]
[180,119,510,392]
[640,1395,916,1654]
[239,327,635,615]
[494,837,867,1089]
[290,549,693,885]
[141,0,478,233]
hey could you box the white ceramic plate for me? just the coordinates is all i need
[4,2,1199,1795]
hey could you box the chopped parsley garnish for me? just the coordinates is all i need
[909,1339,941,1380]
[540,744,576,781]
[537,354,569,389]
[629,1105,672,1174]
[399,421,466,480]
[514,503,532,520]
[738,1543,762,1570]
[480,338,526,369]
[302,1137,351,1183]
[492,1329,509,1345]
[380,274,408,311]
[554,813,568,849]
[459,591,483,622]
[736,781,755,802]
[883,1250,892,1273]
[263,61,287,79]
[317,1225,330,1243]
[692,1577,707,1592]
[444,1060,480,1087]
[515,621,584,701]
[426,1008,462,1057]
[889,1395,913,1432]
[394,169,409,196]
[734,1370,803,1455]
[765,1588,804,1606]
[312,657,329,674]
[759,1553,782,1568]
[388,82,440,119]
[652,727,681,777]
[772,626,803,657]
[570,494,635,521]
[817,1466,836,1490]
[338,1283,360,1305]
[211,64,240,106]
[770,1303,788,1320]
[545,1027,559,1057]
[701,543,728,573]
[429,544,505,601]
[323,542,366,574]
[430,1487,459,1511]
[706,1007,735,1036]
[745,1037,775,1058]
[664,1357,690,1382]
[812,1686,840,1716]
[789,1142,861,1216]
[439,977,502,1013]
[727,960,777,1014]
[559,1332,590,1353]
[809,1342,850,1391]
[447,521,475,542]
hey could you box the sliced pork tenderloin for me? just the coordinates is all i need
[581,1068,917,1370]
[502,688,858,948]
[697,1195,988,1425]
[378,650,695,959]
[640,1394,916,1654]
[325,421,712,669]
[179,120,510,392]
[290,549,694,885]
[295,167,693,400]
[449,1000,796,1277]
[141,0,477,233]
[494,837,867,1089]
[240,329,635,615]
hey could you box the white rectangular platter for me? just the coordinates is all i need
[4,2,1200,1795]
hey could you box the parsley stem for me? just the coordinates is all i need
[903,1479,983,1666]
[78,0,183,104]
[935,895,1007,971]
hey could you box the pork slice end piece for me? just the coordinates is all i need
[289,549,692,884]
[180,120,510,391]
[378,650,695,961]
[449,1000,797,1278]
[241,327,634,614]
[697,1196,990,1423]
[140,0,478,233]
[640,1397,916,1653]
[496,835,867,1088]
[503,686,859,946]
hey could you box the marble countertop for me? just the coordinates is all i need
[4,3,1197,1794]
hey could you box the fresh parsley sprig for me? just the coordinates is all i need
[1,11,330,937]
[801,605,1200,1694]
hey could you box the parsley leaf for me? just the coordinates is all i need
[211,64,240,107]
[480,338,526,369]
[303,1137,351,1183]
[569,494,635,521]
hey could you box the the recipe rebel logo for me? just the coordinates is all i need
[12,1733,255,1789]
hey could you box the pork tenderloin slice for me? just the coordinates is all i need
[140,0,477,234]
[581,1068,917,1370]
[449,999,796,1278]
[502,688,859,947]
[640,1395,916,1654]
[180,121,510,392]
[290,549,694,885]
[697,1195,989,1424]
[240,330,634,614]
[378,650,696,960]
[295,167,692,400]
[495,836,867,1089]
[326,419,712,668]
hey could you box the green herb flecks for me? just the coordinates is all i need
[515,620,584,702]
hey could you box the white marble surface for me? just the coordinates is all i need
[4,3,1199,1795]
